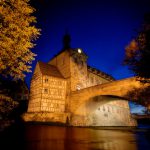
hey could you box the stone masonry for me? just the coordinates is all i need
[23,48,138,126]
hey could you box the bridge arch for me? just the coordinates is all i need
[72,95,127,113]
[69,77,146,113]
[69,95,137,126]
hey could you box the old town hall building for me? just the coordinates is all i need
[23,35,136,126]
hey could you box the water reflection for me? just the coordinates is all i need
[24,125,138,150]
[1,124,150,150]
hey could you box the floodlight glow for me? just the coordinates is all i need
[78,48,82,53]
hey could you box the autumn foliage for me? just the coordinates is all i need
[0,94,18,119]
[124,14,150,110]
[0,0,40,79]
[124,13,150,82]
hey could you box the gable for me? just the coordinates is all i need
[38,61,64,78]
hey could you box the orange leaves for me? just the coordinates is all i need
[0,0,40,79]
[124,13,150,82]
[125,39,139,59]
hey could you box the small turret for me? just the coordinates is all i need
[62,32,71,50]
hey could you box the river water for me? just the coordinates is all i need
[0,123,150,150]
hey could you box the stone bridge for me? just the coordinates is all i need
[69,77,149,113]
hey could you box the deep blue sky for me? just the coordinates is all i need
[28,0,150,113]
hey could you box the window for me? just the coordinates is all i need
[57,81,61,86]
[79,61,84,69]
[74,57,78,63]
[76,84,81,90]
[57,89,62,95]
[104,113,108,117]
[45,78,48,83]
[44,88,48,93]
[108,107,110,112]
[103,106,105,111]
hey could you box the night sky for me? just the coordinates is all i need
[28,0,150,113]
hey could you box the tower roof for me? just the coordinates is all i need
[62,32,71,50]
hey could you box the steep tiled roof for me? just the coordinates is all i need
[38,61,64,78]
[87,66,115,81]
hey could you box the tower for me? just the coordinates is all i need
[69,48,88,91]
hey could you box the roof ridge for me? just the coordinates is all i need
[87,65,115,81]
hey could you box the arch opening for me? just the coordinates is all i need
[70,95,137,126]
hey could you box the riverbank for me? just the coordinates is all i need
[0,120,15,132]
[1,117,150,133]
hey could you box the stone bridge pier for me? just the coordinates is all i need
[68,77,148,126]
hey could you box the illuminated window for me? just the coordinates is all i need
[76,84,81,90]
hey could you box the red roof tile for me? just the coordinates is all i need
[38,61,64,78]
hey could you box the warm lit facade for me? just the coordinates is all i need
[23,48,137,126]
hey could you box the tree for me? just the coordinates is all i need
[0,94,18,119]
[0,0,40,79]
[0,73,29,119]
[124,13,150,82]
[124,13,150,111]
